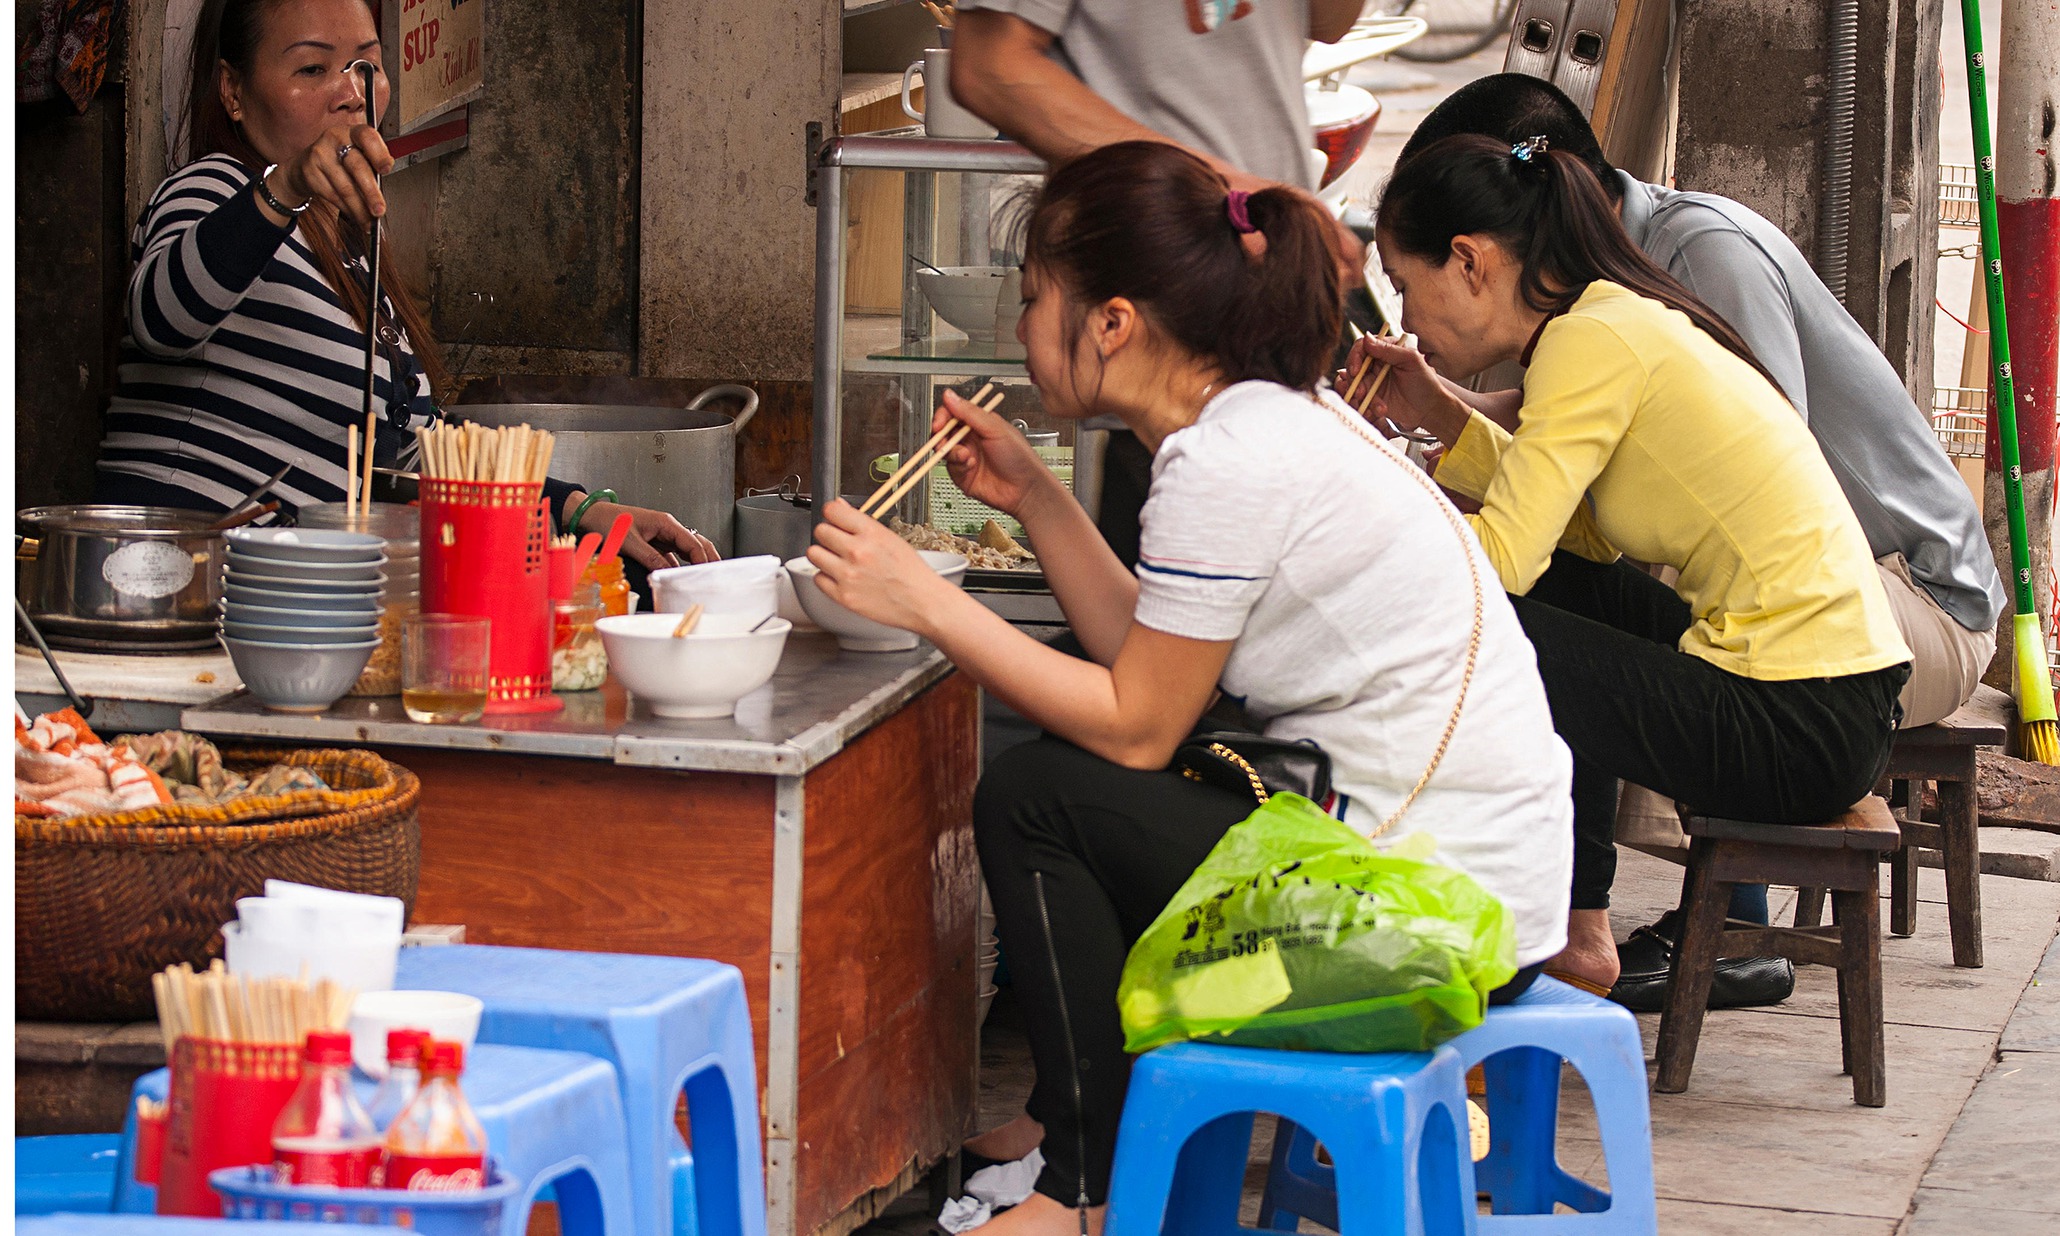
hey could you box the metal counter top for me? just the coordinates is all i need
[179,633,955,776]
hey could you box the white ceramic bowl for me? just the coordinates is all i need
[597,614,793,718]
[226,562,387,590]
[649,556,782,633]
[224,600,382,629]
[347,990,484,1079]
[222,635,379,713]
[223,620,379,645]
[225,527,387,563]
[225,580,383,610]
[783,551,967,652]
[917,266,1008,341]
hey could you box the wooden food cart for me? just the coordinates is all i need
[182,636,981,1236]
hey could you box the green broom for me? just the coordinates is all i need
[1959,0,2059,763]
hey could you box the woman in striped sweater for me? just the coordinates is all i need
[97,0,716,570]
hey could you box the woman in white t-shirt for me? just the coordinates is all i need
[804,141,1571,1236]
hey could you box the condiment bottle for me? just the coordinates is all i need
[366,1028,431,1132]
[271,1030,384,1188]
[382,1040,488,1191]
[583,557,631,617]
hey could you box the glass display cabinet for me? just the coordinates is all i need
[813,132,1096,622]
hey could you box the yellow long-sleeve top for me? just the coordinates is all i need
[1434,281,1912,682]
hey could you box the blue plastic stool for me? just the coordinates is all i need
[1106,1041,1477,1236]
[397,945,764,1236]
[16,1134,122,1215]
[1259,977,1657,1232]
[113,1043,638,1236]
[21,1217,409,1235]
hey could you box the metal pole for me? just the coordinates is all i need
[812,154,847,523]
[1984,0,2060,684]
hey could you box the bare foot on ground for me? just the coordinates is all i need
[1546,908,1621,991]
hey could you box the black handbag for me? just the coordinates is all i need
[1175,732,1333,804]
[1169,392,1487,841]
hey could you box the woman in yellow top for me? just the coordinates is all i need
[1354,134,1912,993]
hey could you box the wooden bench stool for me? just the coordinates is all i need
[1795,687,2007,967]
[1655,797,1901,1107]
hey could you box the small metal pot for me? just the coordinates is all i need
[16,505,225,651]
[735,484,870,563]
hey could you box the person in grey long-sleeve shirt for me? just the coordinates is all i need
[1400,75,2005,730]
[1390,73,2009,1007]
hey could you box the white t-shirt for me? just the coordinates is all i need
[1136,382,1574,967]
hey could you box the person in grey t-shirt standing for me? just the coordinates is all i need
[1389,73,2006,1011]
[951,0,1369,567]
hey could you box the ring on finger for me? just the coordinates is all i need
[336,143,355,160]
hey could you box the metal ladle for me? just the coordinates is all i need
[346,59,384,501]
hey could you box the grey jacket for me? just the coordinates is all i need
[1619,171,2006,632]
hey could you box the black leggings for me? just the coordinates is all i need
[976,737,1540,1208]
[1514,552,1909,910]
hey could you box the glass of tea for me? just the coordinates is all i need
[402,615,491,724]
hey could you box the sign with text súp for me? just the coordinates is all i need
[388,0,482,134]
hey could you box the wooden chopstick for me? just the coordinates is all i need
[671,603,705,638]
[346,425,359,522]
[862,388,1004,519]
[860,382,997,517]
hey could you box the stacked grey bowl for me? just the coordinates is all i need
[221,528,387,713]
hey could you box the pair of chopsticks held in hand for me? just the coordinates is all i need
[857,382,1008,520]
[1341,324,1439,445]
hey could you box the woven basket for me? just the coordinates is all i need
[15,747,421,1023]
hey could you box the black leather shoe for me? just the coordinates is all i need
[1608,923,1794,1013]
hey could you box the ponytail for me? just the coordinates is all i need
[1378,134,1782,393]
[1023,142,1343,392]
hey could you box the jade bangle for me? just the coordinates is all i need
[563,489,616,538]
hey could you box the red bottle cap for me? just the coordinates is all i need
[425,1040,465,1075]
[386,1027,432,1064]
[303,1029,353,1065]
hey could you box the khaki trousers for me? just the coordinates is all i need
[1617,554,1996,853]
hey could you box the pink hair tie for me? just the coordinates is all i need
[1225,190,1257,234]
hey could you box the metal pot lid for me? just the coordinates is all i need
[17,504,222,536]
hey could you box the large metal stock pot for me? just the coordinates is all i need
[451,385,759,553]
[15,505,225,651]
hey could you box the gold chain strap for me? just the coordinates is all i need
[1321,397,1486,842]
[1204,742,1271,804]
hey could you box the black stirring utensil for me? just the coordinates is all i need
[15,596,92,719]
[349,59,383,508]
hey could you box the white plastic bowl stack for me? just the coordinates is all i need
[220,527,387,712]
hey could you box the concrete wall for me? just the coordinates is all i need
[429,0,641,380]
[639,0,842,383]
[1676,0,1939,407]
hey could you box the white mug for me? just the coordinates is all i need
[902,48,997,140]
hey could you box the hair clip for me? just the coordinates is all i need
[1511,135,1552,164]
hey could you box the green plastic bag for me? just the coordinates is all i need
[1118,792,1517,1054]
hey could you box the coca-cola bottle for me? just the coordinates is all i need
[272,1030,384,1188]
[366,1028,431,1131]
[383,1040,488,1191]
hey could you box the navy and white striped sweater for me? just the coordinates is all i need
[96,155,439,516]
[95,156,577,518]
